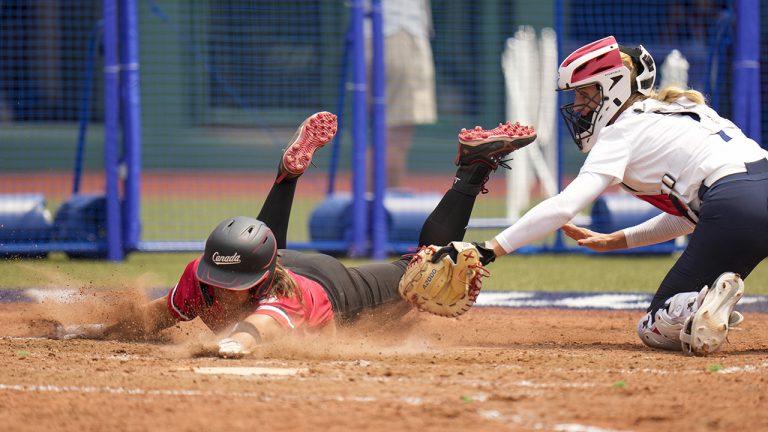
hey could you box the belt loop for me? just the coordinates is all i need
[746,158,768,174]
[698,183,709,201]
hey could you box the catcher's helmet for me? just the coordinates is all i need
[557,36,655,153]
[196,216,277,295]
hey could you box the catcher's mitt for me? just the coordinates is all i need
[398,241,490,317]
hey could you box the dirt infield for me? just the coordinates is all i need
[1,300,767,432]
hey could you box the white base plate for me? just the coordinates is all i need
[193,366,307,376]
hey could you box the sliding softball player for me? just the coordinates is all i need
[58,111,536,357]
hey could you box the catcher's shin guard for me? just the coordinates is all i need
[455,122,537,169]
[680,272,745,355]
[276,111,338,183]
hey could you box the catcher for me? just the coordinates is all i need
[443,36,768,356]
[59,111,535,357]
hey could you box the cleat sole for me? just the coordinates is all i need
[278,112,337,182]
[689,273,744,355]
[458,121,537,149]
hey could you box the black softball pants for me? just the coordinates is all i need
[257,178,477,321]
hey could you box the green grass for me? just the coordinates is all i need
[6,193,767,295]
[138,196,510,242]
[489,254,768,294]
[2,251,767,295]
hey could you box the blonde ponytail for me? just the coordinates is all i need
[619,52,706,105]
[647,85,706,105]
[263,264,301,300]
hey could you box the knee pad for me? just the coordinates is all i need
[637,291,700,351]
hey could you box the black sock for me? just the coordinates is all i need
[418,189,476,246]
[257,180,297,249]
[451,163,493,196]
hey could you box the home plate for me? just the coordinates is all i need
[193,367,307,376]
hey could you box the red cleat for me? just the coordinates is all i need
[456,122,537,169]
[276,111,338,183]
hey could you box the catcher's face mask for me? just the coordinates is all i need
[557,35,632,153]
[559,84,605,152]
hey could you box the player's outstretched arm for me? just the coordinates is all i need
[137,296,179,334]
[54,296,178,340]
[101,296,178,339]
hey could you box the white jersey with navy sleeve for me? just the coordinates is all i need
[581,98,768,214]
[493,97,768,253]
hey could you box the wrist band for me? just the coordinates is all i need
[230,320,262,344]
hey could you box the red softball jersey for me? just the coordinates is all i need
[166,258,334,333]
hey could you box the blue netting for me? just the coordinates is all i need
[558,0,736,172]
[0,0,105,256]
[0,0,761,257]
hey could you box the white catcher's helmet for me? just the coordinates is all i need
[557,36,656,152]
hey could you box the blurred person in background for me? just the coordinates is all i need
[450,35,768,356]
[367,0,437,189]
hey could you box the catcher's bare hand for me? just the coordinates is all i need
[562,223,627,252]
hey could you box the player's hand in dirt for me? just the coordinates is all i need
[217,321,266,358]
[52,322,139,340]
[217,337,252,359]
[562,223,627,252]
